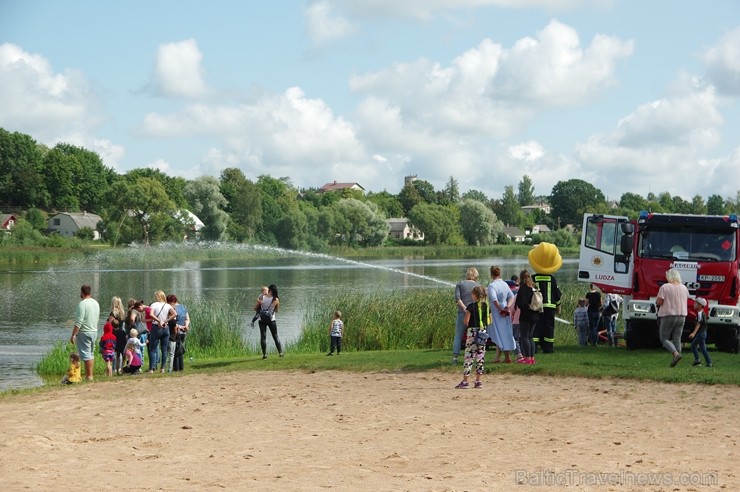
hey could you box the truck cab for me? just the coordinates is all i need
[578,212,740,352]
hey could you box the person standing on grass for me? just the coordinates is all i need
[656,268,689,367]
[514,269,540,365]
[453,267,480,364]
[99,319,118,377]
[148,290,177,373]
[487,266,516,364]
[327,310,344,356]
[69,284,100,381]
[689,297,712,367]
[256,284,284,359]
[585,284,602,346]
[573,299,589,347]
[455,285,490,389]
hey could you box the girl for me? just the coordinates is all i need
[515,269,541,365]
[122,336,143,374]
[61,352,82,384]
[455,285,489,389]
[327,310,344,356]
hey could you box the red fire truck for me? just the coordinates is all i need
[578,211,740,352]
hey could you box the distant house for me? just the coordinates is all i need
[521,203,551,215]
[1,213,17,231]
[387,218,424,241]
[502,226,527,243]
[531,224,551,234]
[47,212,103,240]
[175,209,205,240]
[318,181,365,193]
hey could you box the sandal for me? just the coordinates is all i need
[454,381,469,389]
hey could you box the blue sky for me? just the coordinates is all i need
[1,0,739,203]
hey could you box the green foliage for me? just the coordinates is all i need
[366,190,403,218]
[408,202,461,245]
[296,289,454,352]
[0,129,47,207]
[498,185,523,227]
[329,198,389,247]
[461,189,488,203]
[184,176,229,240]
[517,175,535,206]
[549,179,606,227]
[458,199,502,246]
[24,208,47,231]
[75,227,96,241]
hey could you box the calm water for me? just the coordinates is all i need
[0,244,577,391]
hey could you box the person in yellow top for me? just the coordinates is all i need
[61,352,82,384]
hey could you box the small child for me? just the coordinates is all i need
[689,297,713,367]
[126,328,145,360]
[122,337,143,374]
[455,285,489,389]
[251,286,269,327]
[327,310,344,356]
[61,352,82,384]
[113,318,128,375]
[574,299,589,347]
[99,319,118,377]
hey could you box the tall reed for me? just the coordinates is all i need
[185,297,255,358]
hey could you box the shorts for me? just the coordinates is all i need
[76,331,97,361]
[102,352,115,362]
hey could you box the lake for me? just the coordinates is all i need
[0,244,578,391]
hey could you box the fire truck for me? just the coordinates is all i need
[578,211,740,353]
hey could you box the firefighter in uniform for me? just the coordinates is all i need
[529,242,563,354]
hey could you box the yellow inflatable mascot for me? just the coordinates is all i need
[528,242,563,353]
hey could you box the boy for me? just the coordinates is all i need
[689,297,713,367]
[574,299,589,347]
[327,310,344,356]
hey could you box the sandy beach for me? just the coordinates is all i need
[0,370,736,491]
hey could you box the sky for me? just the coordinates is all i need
[1,0,739,203]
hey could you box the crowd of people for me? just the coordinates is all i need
[65,285,191,383]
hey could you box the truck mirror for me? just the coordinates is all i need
[621,222,634,234]
[620,235,633,256]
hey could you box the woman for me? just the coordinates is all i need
[148,290,177,373]
[656,268,689,367]
[166,294,190,372]
[453,267,480,364]
[487,266,516,363]
[256,284,284,359]
[514,269,540,365]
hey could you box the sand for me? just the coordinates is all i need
[0,370,736,491]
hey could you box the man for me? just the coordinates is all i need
[585,284,602,346]
[69,284,100,381]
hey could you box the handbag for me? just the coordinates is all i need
[474,329,489,346]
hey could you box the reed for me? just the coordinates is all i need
[185,297,256,358]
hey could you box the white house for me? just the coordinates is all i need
[1,213,17,231]
[387,218,424,241]
[502,226,527,243]
[47,212,103,239]
[521,203,551,215]
[318,181,365,193]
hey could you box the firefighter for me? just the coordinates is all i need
[528,242,563,354]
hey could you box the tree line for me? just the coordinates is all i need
[2,127,740,251]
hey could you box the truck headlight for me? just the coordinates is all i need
[712,307,736,318]
[630,302,654,313]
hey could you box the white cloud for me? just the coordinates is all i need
[305,1,355,44]
[153,39,208,98]
[0,43,126,168]
[508,141,545,161]
[574,82,725,199]
[703,26,740,96]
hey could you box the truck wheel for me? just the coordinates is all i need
[625,322,640,350]
[715,330,739,353]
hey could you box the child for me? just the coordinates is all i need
[61,352,82,384]
[251,286,269,327]
[126,328,145,361]
[327,310,344,356]
[99,319,118,377]
[455,285,489,389]
[689,297,713,367]
[113,317,128,375]
[122,337,143,374]
[574,299,589,347]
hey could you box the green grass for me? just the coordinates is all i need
[33,284,740,388]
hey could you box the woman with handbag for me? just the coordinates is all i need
[148,290,177,373]
[256,284,284,359]
[514,269,540,365]
[455,285,489,389]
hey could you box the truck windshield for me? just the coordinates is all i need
[639,228,736,262]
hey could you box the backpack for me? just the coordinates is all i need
[529,287,544,313]
[259,309,272,324]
